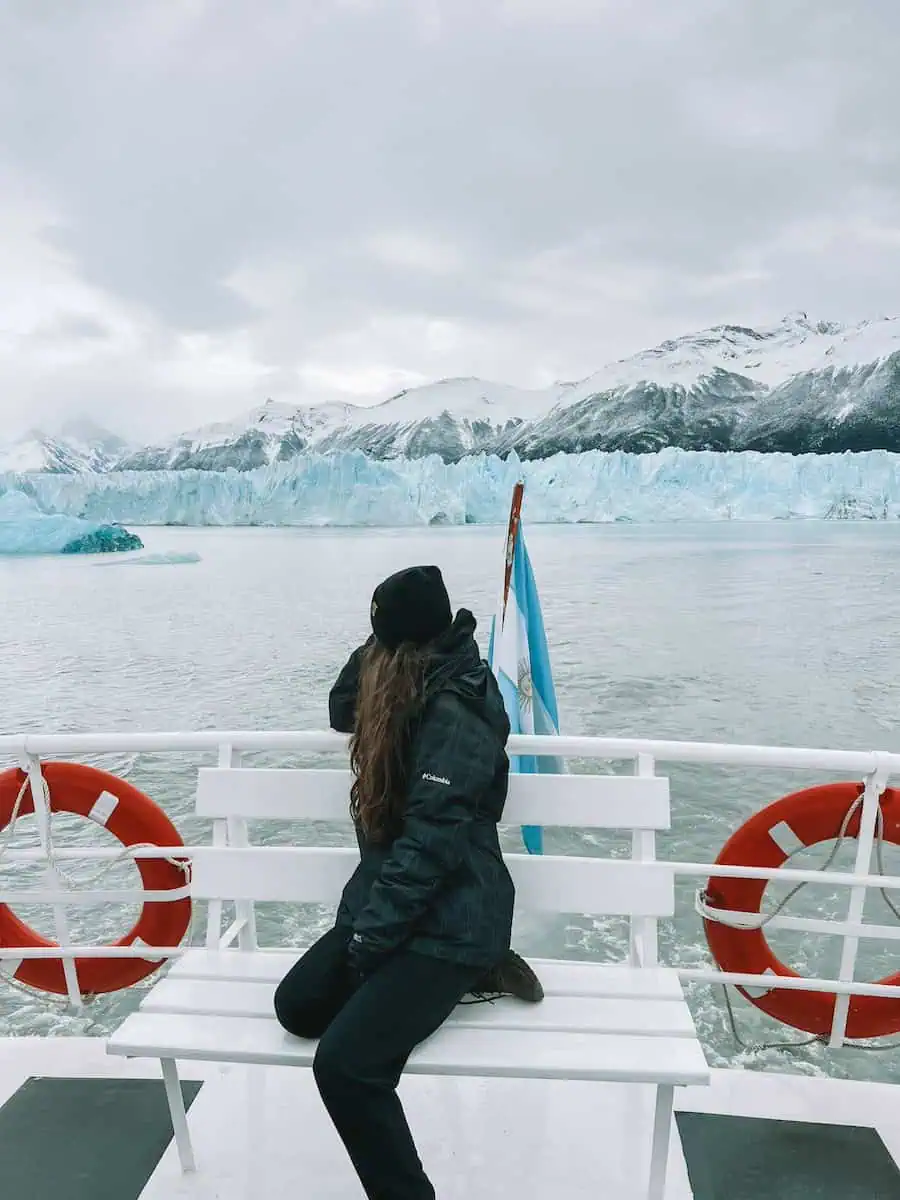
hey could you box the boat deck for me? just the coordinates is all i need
[1,1039,899,1198]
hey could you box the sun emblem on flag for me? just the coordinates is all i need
[517,657,533,712]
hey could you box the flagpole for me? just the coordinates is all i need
[501,480,525,628]
[490,477,552,855]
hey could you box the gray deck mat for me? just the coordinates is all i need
[0,1075,202,1200]
[676,1110,900,1199]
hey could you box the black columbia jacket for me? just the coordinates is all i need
[329,609,515,975]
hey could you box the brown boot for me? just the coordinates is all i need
[473,949,544,1003]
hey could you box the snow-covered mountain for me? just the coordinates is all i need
[0,420,131,474]
[115,313,900,468]
[8,314,900,474]
[116,378,552,471]
[496,313,900,457]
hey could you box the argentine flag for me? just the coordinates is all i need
[487,494,565,855]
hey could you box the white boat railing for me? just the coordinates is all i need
[1,728,898,772]
[1,729,899,1048]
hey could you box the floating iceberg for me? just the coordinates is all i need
[8,448,900,527]
[0,490,143,556]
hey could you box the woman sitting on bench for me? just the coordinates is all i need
[274,564,541,1200]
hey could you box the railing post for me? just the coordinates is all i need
[23,754,83,1009]
[219,744,257,951]
[829,758,889,1047]
[630,754,659,968]
[203,746,232,950]
[205,822,227,951]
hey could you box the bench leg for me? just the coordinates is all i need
[161,1057,196,1173]
[646,1084,674,1200]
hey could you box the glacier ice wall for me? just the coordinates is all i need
[0,490,143,555]
[6,449,900,527]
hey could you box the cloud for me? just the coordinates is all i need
[0,0,899,441]
[29,313,115,343]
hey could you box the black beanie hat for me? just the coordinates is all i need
[370,565,453,651]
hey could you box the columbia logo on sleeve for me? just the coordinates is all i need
[422,772,451,786]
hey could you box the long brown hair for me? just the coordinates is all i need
[349,639,427,841]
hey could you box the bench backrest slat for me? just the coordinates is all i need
[189,846,674,917]
[196,768,670,831]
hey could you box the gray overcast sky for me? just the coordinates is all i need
[1,0,898,441]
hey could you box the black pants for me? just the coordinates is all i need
[274,927,483,1199]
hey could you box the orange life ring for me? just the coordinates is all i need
[0,762,191,996]
[702,781,900,1039]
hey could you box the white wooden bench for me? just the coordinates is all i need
[106,761,710,1199]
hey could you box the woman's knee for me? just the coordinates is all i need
[274,978,328,1040]
[273,930,350,1038]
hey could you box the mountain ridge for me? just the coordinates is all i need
[6,312,900,472]
[0,420,132,474]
